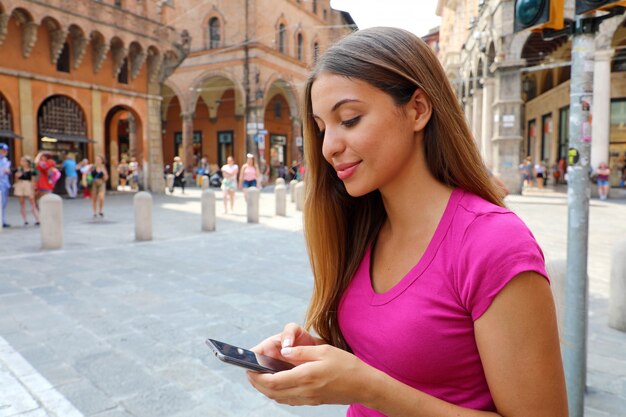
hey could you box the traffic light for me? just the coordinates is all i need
[514,0,565,33]
[576,0,626,14]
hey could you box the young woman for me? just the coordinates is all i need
[247,27,567,417]
[13,156,40,226]
[239,153,258,196]
[221,156,238,213]
[34,151,57,202]
[90,155,109,218]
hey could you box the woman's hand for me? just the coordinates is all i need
[247,343,373,407]
[250,323,323,361]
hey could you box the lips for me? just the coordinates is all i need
[335,161,360,180]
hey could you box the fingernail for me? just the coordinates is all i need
[282,338,292,348]
[281,347,292,356]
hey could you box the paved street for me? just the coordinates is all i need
[0,186,625,417]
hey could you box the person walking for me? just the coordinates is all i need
[34,151,57,204]
[220,156,238,213]
[89,155,108,218]
[78,158,92,199]
[596,161,611,201]
[13,156,39,226]
[239,153,259,196]
[62,152,78,198]
[171,156,185,194]
[247,27,567,417]
[117,158,129,190]
[519,156,534,189]
[534,159,546,189]
[128,157,140,191]
[0,143,11,227]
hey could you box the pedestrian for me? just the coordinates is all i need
[34,151,57,203]
[78,158,92,199]
[534,159,546,189]
[89,155,108,218]
[518,156,533,188]
[117,158,129,189]
[13,156,39,226]
[239,153,258,196]
[221,155,238,213]
[558,157,566,184]
[196,156,210,187]
[289,159,299,181]
[128,157,140,191]
[595,161,611,201]
[62,152,78,198]
[0,143,11,227]
[171,156,185,193]
[247,27,567,417]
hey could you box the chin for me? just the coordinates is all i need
[342,181,375,198]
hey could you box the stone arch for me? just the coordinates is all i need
[110,36,127,79]
[262,76,300,119]
[90,30,108,74]
[486,42,496,75]
[0,91,18,161]
[104,105,143,189]
[190,72,245,118]
[128,41,146,80]
[147,45,163,82]
[68,24,88,70]
[509,30,532,61]
[41,16,67,66]
[11,7,37,58]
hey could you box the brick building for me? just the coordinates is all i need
[161,0,355,181]
[0,0,187,192]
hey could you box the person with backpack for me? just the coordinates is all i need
[34,151,58,203]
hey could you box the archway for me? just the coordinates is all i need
[0,92,19,163]
[104,106,143,190]
[263,93,291,181]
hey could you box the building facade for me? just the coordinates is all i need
[437,0,626,193]
[0,0,186,192]
[161,0,355,180]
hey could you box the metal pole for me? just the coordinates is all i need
[564,15,593,417]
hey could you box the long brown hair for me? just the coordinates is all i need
[302,27,504,351]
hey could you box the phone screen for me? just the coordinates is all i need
[206,338,295,373]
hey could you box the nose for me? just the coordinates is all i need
[321,127,344,163]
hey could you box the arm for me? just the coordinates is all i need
[248,272,567,417]
[239,164,246,188]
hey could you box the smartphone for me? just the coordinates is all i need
[206,338,295,374]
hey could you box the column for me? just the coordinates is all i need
[147,83,165,192]
[591,49,613,170]
[464,98,473,129]
[291,117,302,164]
[492,62,525,194]
[91,89,104,160]
[481,77,495,170]
[18,78,35,156]
[472,87,483,146]
[181,112,194,172]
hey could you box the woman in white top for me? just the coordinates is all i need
[221,156,239,213]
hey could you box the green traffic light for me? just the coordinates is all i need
[516,0,546,27]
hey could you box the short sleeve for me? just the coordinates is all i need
[456,212,548,321]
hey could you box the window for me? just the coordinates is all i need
[114,0,122,7]
[118,58,129,84]
[274,100,282,119]
[297,33,303,61]
[209,17,221,49]
[313,0,318,13]
[278,24,286,53]
[56,42,70,73]
[313,42,319,64]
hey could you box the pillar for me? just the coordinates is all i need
[481,77,495,170]
[492,62,525,194]
[181,112,194,172]
[472,88,483,146]
[134,191,152,241]
[40,194,63,250]
[591,49,613,170]
[147,83,166,192]
[18,78,35,156]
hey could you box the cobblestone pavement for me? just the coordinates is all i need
[0,186,624,417]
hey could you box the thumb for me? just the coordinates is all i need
[280,344,325,364]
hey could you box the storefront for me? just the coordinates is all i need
[609,100,626,186]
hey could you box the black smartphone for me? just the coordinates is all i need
[206,338,295,374]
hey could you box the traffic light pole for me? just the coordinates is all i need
[564,15,593,417]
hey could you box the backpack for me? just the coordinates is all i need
[48,167,61,186]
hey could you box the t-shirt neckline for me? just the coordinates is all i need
[366,188,464,306]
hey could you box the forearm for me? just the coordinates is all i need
[361,368,501,417]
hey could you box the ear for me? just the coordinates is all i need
[408,88,432,133]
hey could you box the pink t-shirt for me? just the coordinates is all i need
[338,188,548,416]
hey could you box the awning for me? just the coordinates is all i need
[0,130,23,140]
[39,132,94,144]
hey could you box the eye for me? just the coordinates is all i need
[341,116,361,128]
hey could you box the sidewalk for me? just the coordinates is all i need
[0,187,624,416]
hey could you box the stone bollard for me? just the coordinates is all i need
[40,194,63,250]
[545,259,566,337]
[275,177,286,186]
[134,191,152,241]
[275,184,287,216]
[246,186,260,223]
[201,189,216,231]
[609,239,626,331]
[290,180,297,203]
[201,175,210,190]
[295,181,305,212]
[165,174,174,192]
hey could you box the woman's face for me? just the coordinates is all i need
[20,158,29,169]
[227,157,234,165]
[311,73,421,197]
[95,156,103,165]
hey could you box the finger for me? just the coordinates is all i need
[280,344,328,363]
[281,322,303,348]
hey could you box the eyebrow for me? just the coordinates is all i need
[312,98,362,120]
